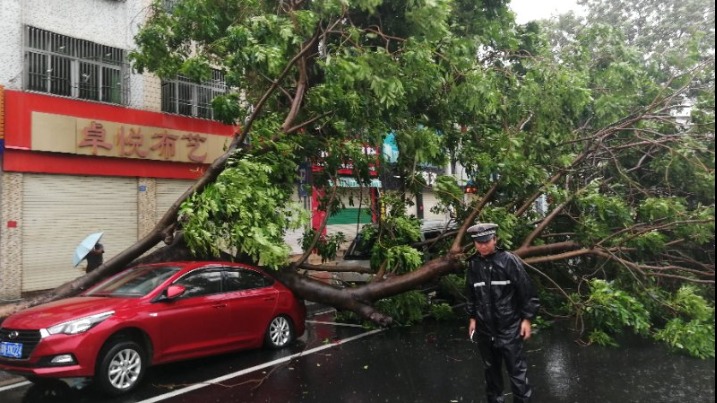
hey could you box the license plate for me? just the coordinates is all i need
[0,341,23,359]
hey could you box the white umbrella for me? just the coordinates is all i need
[73,232,104,267]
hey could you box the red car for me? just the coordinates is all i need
[0,261,306,395]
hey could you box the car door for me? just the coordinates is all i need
[221,267,278,347]
[152,268,227,361]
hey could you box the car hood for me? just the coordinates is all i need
[3,297,137,330]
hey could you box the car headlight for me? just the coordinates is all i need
[41,311,115,337]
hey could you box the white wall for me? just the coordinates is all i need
[20,0,143,49]
[0,0,151,107]
[0,0,26,89]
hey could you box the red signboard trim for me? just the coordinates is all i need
[4,149,209,180]
[2,90,236,178]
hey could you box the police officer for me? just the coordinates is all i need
[465,223,540,403]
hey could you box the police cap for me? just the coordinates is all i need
[467,223,498,242]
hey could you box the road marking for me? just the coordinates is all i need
[0,380,31,393]
[137,328,385,403]
[0,323,378,396]
[305,319,366,328]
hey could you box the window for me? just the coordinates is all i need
[86,265,181,298]
[224,269,273,292]
[161,70,227,120]
[24,26,128,104]
[175,269,223,298]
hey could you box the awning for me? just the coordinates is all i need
[330,177,382,188]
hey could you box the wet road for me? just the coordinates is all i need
[1,309,714,402]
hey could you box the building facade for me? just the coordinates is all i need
[0,0,454,299]
[0,0,249,299]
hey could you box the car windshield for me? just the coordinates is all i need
[85,265,181,298]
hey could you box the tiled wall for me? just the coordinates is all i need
[0,173,23,300]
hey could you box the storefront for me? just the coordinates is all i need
[322,178,381,239]
[310,148,382,240]
[0,90,235,297]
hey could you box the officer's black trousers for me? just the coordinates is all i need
[476,335,532,403]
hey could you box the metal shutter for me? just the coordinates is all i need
[150,179,195,253]
[156,179,195,221]
[22,174,138,291]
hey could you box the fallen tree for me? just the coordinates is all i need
[1,0,714,356]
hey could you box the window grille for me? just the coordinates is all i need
[161,70,227,120]
[163,0,180,12]
[24,26,129,105]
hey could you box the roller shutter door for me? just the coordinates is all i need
[22,174,138,291]
[156,179,195,222]
[153,179,194,253]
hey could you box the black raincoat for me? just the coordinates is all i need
[465,248,540,403]
[465,248,540,342]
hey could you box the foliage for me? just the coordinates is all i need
[530,315,550,330]
[428,302,456,321]
[653,285,715,358]
[338,290,432,327]
[654,318,715,359]
[432,175,466,220]
[384,245,424,275]
[374,291,429,326]
[300,229,346,263]
[360,209,427,272]
[577,0,715,63]
[669,286,715,321]
[574,279,651,346]
[587,329,619,347]
[571,280,716,357]
[180,156,307,267]
[127,0,715,354]
[438,274,466,303]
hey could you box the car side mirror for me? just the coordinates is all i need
[164,284,186,300]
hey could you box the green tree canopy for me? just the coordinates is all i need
[2,0,713,357]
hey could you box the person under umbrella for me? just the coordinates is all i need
[85,242,104,273]
[73,232,105,274]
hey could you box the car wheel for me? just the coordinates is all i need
[265,315,294,349]
[95,340,146,396]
